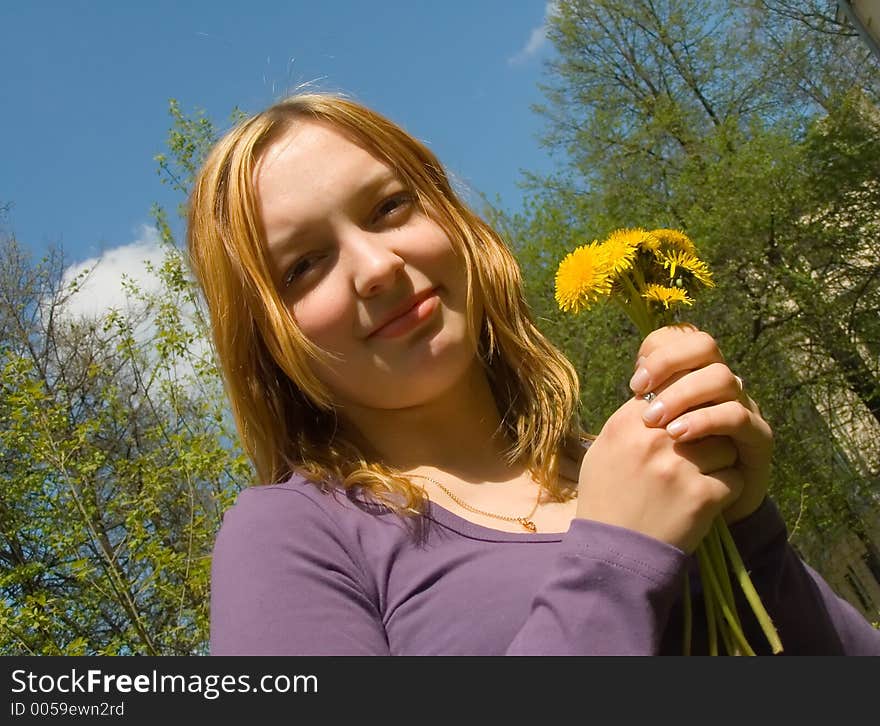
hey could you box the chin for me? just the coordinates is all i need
[345,348,480,411]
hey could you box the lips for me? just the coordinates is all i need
[367,288,439,338]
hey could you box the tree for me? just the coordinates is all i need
[0,98,257,654]
[491,0,880,615]
[0,220,251,654]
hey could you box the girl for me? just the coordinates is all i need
[188,93,880,655]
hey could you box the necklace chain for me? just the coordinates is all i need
[408,473,542,533]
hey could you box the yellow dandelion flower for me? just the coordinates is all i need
[631,228,663,252]
[650,228,697,255]
[599,228,642,273]
[658,250,716,288]
[642,283,694,309]
[554,242,612,313]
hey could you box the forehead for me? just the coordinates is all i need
[254,120,396,245]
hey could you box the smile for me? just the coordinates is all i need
[368,293,440,339]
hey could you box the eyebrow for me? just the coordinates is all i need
[266,169,401,254]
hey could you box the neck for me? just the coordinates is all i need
[338,359,525,479]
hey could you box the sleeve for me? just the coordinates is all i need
[210,487,390,655]
[507,497,880,656]
[720,497,880,655]
[506,517,690,655]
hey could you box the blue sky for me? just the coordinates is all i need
[1,0,559,280]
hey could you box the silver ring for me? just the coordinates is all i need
[642,391,657,402]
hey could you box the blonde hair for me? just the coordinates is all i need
[186,92,589,515]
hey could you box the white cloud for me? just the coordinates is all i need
[56,224,214,393]
[509,1,559,66]
[60,224,165,320]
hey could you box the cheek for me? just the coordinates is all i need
[291,291,352,351]
[421,224,465,292]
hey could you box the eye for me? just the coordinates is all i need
[373,192,413,224]
[282,253,322,288]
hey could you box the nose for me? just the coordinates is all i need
[348,230,405,298]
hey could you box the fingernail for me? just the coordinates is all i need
[629,367,650,393]
[642,400,665,425]
[633,355,646,371]
[666,418,688,438]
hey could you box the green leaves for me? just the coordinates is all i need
[155,99,219,196]
[1,95,258,655]
[0,227,250,655]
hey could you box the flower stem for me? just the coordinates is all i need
[696,544,718,655]
[617,274,654,337]
[697,543,756,655]
[717,517,784,654]
[707,524,741,631]
[707,523,743,655]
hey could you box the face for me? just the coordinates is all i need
[254,120,481,413]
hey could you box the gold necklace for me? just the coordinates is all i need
[409,473,542,533]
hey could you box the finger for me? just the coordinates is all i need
[630,327,725,395]
[640,362,743,428]
[635,322,701,362]
[706,467,747,523]
[674,435,739,475]
[677,467,745,552]
[664,400,773,454]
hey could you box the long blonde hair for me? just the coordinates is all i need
[187,92,589,514]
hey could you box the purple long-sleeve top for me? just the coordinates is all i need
[209,473,880,655]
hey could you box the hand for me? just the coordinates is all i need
[630,324,773,526]
[575,324,773,553]
[575,394,742,553]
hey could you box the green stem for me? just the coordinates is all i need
[696,543,718,656]
[613,297,651,341]
[618,273,655,337]
[697,544,756,655]
[630,259,649,291]
[717,517,784,654]
[707,524,743,655]
[707,523,741,632]
[718,615,738,656]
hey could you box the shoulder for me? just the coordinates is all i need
[221,472,358,527]
[210,473,397,655]
[212,471,411,575]
[218,472,375,541]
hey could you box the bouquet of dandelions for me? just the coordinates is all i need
[555,227,783,656]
